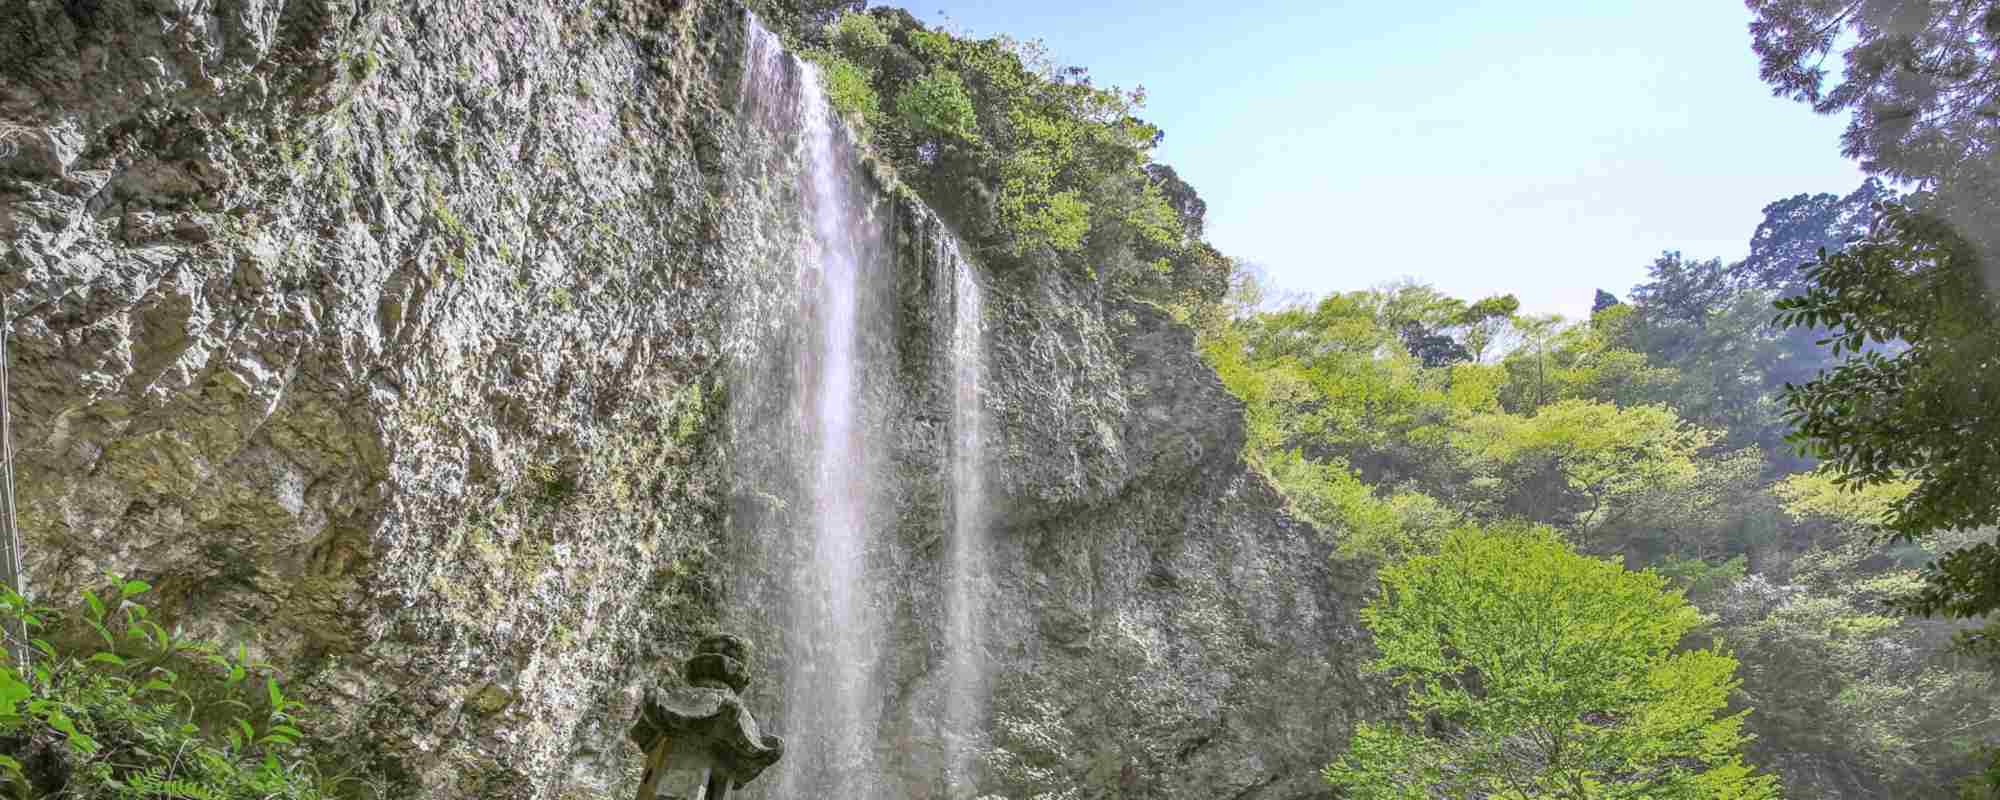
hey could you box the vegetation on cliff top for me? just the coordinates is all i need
[792,7,1231,309]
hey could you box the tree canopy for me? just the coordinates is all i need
[1325,526,1778,800]
[1774,204,2000,618]
[1747,0,2000,194]
[1749,0,2000,673]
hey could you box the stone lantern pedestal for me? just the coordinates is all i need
[630,634,784,800]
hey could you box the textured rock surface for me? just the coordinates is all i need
[1,1,1377,797]
[718,198,1382,799]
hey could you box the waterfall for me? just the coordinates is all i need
[787,51,882,800]
[730,16,990,797]
[942,251,988,794]
[733,18,888,797]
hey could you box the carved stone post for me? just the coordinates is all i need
[630,634,784,800]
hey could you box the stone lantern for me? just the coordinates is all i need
[630,634,785,800]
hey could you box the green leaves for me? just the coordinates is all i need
[1328,527,1779,799]
[0,753,25,800]
[893,68,980,143]
[0,579,333,799]
[814,8,1204,290]
[1454,399,1719,542]
[817,55,881,126]
[1772,203,2000,620]
[0,666,28,714]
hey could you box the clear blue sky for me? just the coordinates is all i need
[885,0,1870,317]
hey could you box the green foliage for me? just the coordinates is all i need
[1202,262,2000,794]
[1458,293,1520,363]
[1701,522,2000,797]
[803,13,890,127]
[1453,400,1717,546]
[1617,255,1821,458]
[817,9,1213,301]
[1498,311,1676,414]
[0,582,341,799]
[1325,526,1779,799]
[1752,4,2000,717]
[1199,280,1751,561]
[893,68,979,142]
[825,10,889,56]
[1773,204,2000,618]
[1772,471,1916,528]
[1735,180,1891,295]
[745,0,864,48]
[815,53,881,126]
[1747,0,2000,190]
[1261,450,1456,564]
[1654,555,1748,602]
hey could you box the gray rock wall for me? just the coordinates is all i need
[0,1,1377,797]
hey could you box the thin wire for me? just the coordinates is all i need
[0,292,27,670]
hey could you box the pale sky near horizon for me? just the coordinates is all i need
[885,0,1871,318]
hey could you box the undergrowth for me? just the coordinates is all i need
[0,579,349,799]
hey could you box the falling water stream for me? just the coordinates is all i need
[734,17,988,797]
[943,251,988,793]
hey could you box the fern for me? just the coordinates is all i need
[0,580,336,800]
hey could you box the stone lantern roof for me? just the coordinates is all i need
[629,634,785,797]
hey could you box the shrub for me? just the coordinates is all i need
[893,69,980,143]
[825,11,888,61]
[815,53,881,126]
[0,580,343,799]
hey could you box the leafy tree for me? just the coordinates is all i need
[1735,180,1892,295]
[1498,313,1569,411]
[1398,321,1472,369]
[893,68,980,142]
[1498,310,1676,414]
[1620,286,1799,453]
[1452,400,1717,548]
[1693,476,2000,798]
[753,0,867,46]
[818,55,882,126]
[1591,290,1621,315]
[1143,162,1207,239]
[1773,204,2000,620]
[1197,268,1989,794]
[1747,0,2000,220]
[1751,1,2000,711]
[1615,214,1902,456]
[1324,526,1779,800]
[1456,294,1520,365]
[1629,253,1733,328]
[818,9,1213,301]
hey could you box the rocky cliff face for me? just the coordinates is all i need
[0,1,1374,797]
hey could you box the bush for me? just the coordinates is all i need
[810,8,1228,304]
[816,54,881,126]
[826,11,889,60]
[893,69,979,143]
[0,580,344,799]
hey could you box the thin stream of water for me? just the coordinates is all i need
[944,252,987,794]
